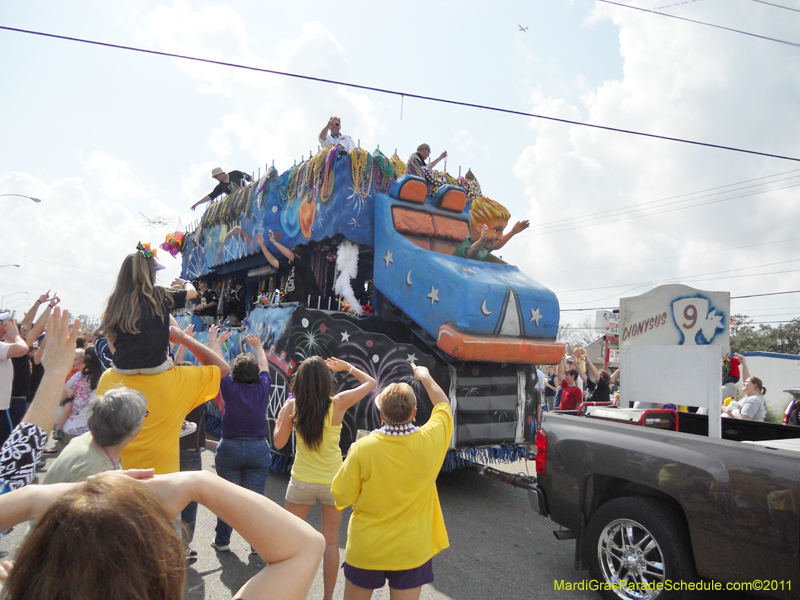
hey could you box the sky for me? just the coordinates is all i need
[1,0,799,335]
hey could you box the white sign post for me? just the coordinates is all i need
[619,284,730,438]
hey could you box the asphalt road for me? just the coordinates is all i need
[1,451,762,600]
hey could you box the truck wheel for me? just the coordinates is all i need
[586,497,697,600]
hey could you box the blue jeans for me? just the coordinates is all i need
[214,437,272,546]
[179,448,203,542]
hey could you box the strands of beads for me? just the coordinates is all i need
[192,148,483,245]
[372,149,395,193]
[389,153,407,178]
[349,148,373,201]
[377,422,420,436]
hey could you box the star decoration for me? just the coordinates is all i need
[383,250,394,267]
[427,286,440,306]
[529,307,541,326]
[461,267,476,275]
[406,353,418,362]
[341,331,350,342]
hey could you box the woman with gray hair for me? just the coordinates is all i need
[44,388,148,484]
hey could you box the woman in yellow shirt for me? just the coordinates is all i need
[332,364,453,600]
[273,356,376,600]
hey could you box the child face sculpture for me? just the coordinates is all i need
[474,216,509,250]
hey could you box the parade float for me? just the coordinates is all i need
[174,145,564,469]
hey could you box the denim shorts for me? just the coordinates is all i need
[285,477,336,506]
[343,559,434,590]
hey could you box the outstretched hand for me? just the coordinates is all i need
[245,334,262,348]
[325,357,351,372]
[411,363,431,381]
[511,220,530,235]
[42,308,80,374]
[255,232,265,246]
[3,320,19,341]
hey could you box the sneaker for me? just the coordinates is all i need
[180,421,198,438]
[210,542,230,552]
[186,547,198,558]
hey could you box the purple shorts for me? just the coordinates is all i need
[343,559,434,590]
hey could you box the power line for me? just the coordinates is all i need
[521,173,800,237]
[540,236,800,276]
[597,0,800,48]
[750,0,800,13]
[2,25,800,163]
[560,289,800,311]
[524,170,800,233]
[732,289,800,299]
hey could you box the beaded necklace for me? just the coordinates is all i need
[100,445,119,470]
[377,422,420,436]
[390,153,407,178]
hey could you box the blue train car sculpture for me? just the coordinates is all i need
[177,146,563,468]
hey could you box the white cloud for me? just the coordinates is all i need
[510,3,800,322]
[142,5,378,168]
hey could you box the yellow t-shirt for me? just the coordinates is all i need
[96,365,220,474]
[331,402,453,570]
[291,402,343,485]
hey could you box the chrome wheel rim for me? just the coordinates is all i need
[597,518,665,600]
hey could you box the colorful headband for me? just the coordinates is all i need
[137,242,156,259]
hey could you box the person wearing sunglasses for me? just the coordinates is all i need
[319,116,355,152]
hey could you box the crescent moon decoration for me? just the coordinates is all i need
[406,270,413,286]
[481,299,492,316]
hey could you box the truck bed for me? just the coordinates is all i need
[533,411,800,593]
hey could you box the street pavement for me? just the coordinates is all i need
[1,450,760,599]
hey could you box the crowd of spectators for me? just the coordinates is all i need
[0,243,453,600]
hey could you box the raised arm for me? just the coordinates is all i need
[429,150,447,169]
[150,470,324,600]
[171,277,197,301]
[328,358,377,414]
[584,356,600,382]
[21,308,80,432]
[170,326,231,378]
[245,334,269,372]
[735,353,751,382]
[25,296,58,346]
[191,195,212,211]
[413,363,449,407]
[493,220,530,251]
[318,118,333,143]
[3,321,29,358]
[255,232,280,269]
[19,291,53,333]
[173,324,195,364]
[465,225,490,259]
[268,229,294,262]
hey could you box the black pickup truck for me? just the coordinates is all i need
[529,408,800,599]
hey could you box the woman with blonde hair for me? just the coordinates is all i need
[274,356,376,600]
[332,364,452,600]
[0,470,324,600]
[102,244,196,374]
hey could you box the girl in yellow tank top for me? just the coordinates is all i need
[273,356,376,600]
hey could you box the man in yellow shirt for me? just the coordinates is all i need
[96,326,230,474]
[332,364,452,599]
